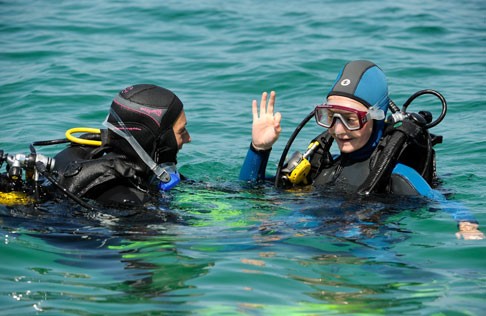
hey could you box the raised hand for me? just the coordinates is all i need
[456,221,485,240]
[251,91,282,151]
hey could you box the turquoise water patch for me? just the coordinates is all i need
[1,0,485,315]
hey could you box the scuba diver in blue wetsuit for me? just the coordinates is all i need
[240,60,483,240]
[0,84,191,208]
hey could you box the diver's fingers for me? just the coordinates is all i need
[267,91,276,114]
[259,92,268,116]
[252,99,258,120]
[274,111,282,133]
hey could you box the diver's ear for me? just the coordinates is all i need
[154,129,179,165]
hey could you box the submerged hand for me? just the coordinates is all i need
[251,91,282,150]
[456,221,485,240]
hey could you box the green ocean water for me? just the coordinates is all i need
[1,0,485,315]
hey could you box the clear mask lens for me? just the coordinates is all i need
[315,105,385,131]
[315,108,362,130]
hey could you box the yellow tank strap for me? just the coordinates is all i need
[65,127,102,146]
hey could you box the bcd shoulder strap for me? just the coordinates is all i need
[308,131,334,181]
[356,118,433,195]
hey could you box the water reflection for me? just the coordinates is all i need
[0,182,457,314]
[0,199,214,313]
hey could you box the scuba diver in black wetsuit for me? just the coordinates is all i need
[239,60,484,240]
[0,84,191,208]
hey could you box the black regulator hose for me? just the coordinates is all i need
[275,109,316,188]
[402,89,447,129]
[32,139,70,146]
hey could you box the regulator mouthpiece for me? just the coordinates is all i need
[157,163,180,191]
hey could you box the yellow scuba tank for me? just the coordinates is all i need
[0,191,35,206]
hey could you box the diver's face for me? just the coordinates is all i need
[327,96,373,154]
[173,110,191,150]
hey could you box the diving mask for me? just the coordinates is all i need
[315,104,385,131]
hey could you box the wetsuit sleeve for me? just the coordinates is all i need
[239,143,272,182]
[391,164,436,197]
[392,164,477,223]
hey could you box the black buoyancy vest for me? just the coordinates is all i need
[307,119,439,195]
[53,145,148,200]
[312,156,371,190]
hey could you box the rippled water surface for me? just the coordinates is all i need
[1,0,485,315]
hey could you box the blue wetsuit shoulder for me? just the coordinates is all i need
[391,164,439,198]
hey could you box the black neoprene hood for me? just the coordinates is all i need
[105,84,184,162]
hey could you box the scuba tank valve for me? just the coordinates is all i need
[4,152,55,182]
[386,90,447,129]
[1,149,56,206]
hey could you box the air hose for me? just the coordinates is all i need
[274,110,315,188]
[65,127,102,146]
